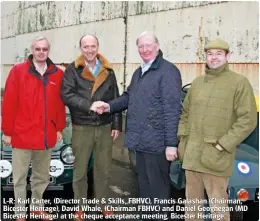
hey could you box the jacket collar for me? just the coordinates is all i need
[27,54,57,80]
[75,53,112,70]
[204,63,229,82]
[150,49,163,70]
[205,63,229,75]
[75,53,113,97]
[139,49,163,74]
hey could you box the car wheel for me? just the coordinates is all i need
[230,203,243,221]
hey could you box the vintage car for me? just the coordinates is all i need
[0,107,94,192]
[169,83,259,221]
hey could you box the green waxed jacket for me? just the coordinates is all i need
[178,63,257,177]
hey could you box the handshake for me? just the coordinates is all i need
[90,101,110,114]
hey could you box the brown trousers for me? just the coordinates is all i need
[185,170,230,221]
[72,124,113,209]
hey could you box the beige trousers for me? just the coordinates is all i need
[12,148,52,217]
[185,170,230,221]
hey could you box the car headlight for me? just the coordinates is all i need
[61,146,75,164]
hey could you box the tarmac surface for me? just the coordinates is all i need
[1,162,259,221]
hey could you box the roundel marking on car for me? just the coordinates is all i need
[49,159,64,177]
[0,160,12,178]
[236,162,252,176]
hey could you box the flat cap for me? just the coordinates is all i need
[204,39,230,52]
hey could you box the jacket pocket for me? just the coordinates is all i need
[200,138,231,172]
[178,136,188,162]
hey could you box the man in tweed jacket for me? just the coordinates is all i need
[178,39,257,221]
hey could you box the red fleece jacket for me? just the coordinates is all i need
[2,56,66,150]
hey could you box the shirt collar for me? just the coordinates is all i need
[85,58,98,70]
[33,60,47,75]
[141,59,155,69]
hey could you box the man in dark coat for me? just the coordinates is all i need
[91,31,182,220]
[61,35,122,220]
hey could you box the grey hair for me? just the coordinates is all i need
[136,31,159,45]
[31,36,50,49]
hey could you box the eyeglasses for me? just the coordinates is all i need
[34,47,49,52]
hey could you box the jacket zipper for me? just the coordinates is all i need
[43,75,48,150]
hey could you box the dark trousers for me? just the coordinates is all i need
[136,150,171,221]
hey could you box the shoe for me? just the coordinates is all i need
[30,210,54,221]
[74,210,85,221]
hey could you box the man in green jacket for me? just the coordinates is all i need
[178,39,257,221]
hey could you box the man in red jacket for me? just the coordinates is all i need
[2,36,66,221]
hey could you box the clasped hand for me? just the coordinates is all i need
[90,101,119,142]
[90,101,110,114]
